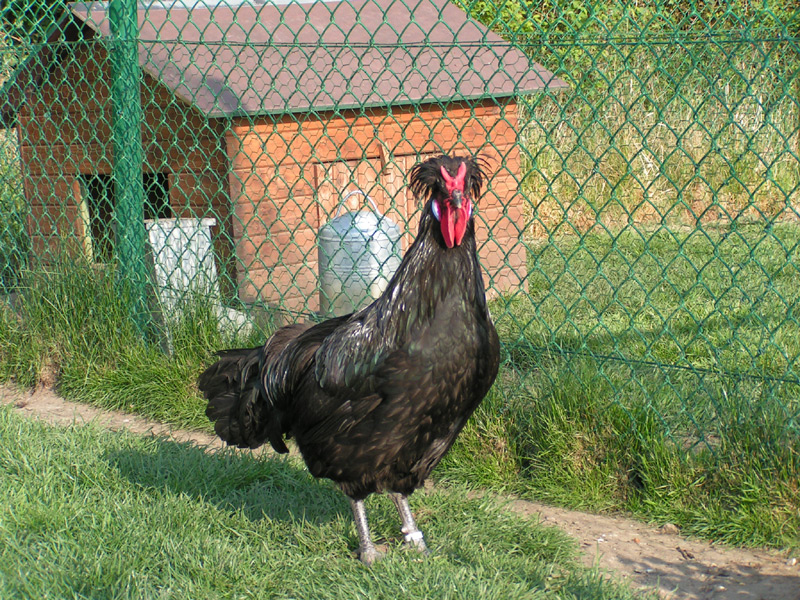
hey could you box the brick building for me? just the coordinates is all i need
[1,0,565,314]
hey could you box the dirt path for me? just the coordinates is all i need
[2,384,798,599]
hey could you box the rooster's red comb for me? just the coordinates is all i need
[440,163,467,193]
[407,155,486,205]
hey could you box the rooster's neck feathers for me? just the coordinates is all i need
[365,156,489,338]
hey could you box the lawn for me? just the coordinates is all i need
[1,223,797,552]
[458,222,800,549]
[0,404,649,600]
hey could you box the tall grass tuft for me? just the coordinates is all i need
[0,256,266,429]
[439,225,800,550]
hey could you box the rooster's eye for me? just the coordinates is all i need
[431,200,441,221]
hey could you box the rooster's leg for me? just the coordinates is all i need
[349,498,382,566]
[390,493,428,553]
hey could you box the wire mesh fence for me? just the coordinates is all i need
[1,0,799,520]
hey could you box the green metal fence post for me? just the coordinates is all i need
[109,0,148,337]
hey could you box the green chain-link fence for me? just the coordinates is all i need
[1,0,799,535]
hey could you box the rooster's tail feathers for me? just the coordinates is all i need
[199,347,283,451]
[198,323,312,453]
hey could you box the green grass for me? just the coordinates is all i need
[443,222,800,550]
[509,223,800,378]
[0,257,266,430]
[2,225,800,553]
[519,16,799,237]
[0,404,650,600]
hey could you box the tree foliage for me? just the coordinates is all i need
[457,0,798,39]
[2,0,67,44]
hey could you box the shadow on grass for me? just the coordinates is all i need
[105,437,351,526]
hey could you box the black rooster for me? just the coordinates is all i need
[199,155,500,564]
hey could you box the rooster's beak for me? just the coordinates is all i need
[450,190,463,209]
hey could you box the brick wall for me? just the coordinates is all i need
[16,44,229,265]
[227,100,526,313]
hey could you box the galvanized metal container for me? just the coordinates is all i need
[318,190,402,316]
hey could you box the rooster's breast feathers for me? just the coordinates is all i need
[262,218,495,459]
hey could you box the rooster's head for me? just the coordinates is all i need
[409,155,486,249]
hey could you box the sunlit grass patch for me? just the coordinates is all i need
[0,405,650,600]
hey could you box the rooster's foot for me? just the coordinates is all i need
[358,543,386,566]
[350,497,385,566]
[402,529,429,555]
[391,493,430,556]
